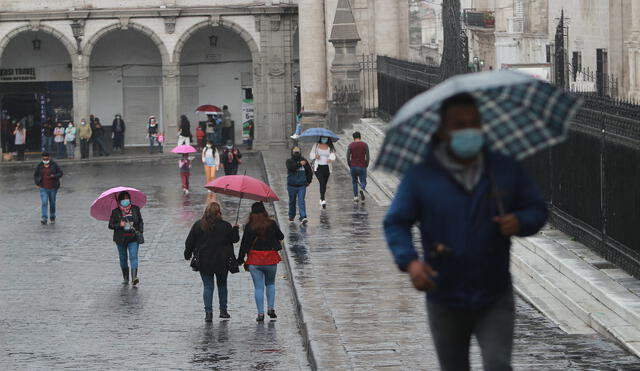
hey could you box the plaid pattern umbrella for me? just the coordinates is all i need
[376,70,583,174]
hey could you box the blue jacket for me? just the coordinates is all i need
[384,150,547,308]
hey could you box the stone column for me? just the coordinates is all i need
[298,0,328,128]
[374,0,401,58]
[627,3,640,99]
[162,63,180,146]
[72,57,89,159]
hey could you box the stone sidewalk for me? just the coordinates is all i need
[335,118,640,359]
[262,149,639,370]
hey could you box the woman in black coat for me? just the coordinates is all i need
[184,202,240,322]
[108,191,143,286]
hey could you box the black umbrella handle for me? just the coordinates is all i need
[234,170,249,225]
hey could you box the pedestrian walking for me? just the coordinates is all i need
[221,140,242,176]
[34,152,63,225]
[237,202,284,322]
[290,111,302,140]
[78,118,92,159]
[64,122,76,159]
[383,93,548,371]
[108,191,144,286]
[309,137,336,209]
[347,131,370,202]
[13,122,27,161]
[147,116,162,153]
[179,153,192,195]
[184,202,240,322]
[286,146,312,223]
[42,120,54,154]
[202,139,220,184]
[221,105,232,144]
[53,122,66,159]
[92,118,109,156]
[112,114,126,151]
[178,115,192,146]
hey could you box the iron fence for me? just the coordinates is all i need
[360,55,378,118]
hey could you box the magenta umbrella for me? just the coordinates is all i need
[90,186,147,221]
[171,145,197,154]
[205,175,279,223]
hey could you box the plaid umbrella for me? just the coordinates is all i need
[299,127,340,142]
[376,70,583,174]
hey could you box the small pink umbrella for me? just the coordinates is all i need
[205,175,279,223]
[90,186,147,221]
[171,145,197,154]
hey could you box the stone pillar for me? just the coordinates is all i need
[298,0,328,128]
[628,3,640,99]
[374,0,401,58]
[162,63,180,146]
[72,57,89,158]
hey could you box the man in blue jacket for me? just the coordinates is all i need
[384,93,547,371]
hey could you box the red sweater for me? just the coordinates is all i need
[347,141,370,168]
[41,166,55,189]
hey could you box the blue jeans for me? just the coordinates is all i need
[427,289,515,371]
[350,167,367,196]
[249,264,277,314]
[200,272,228,312]
[43,136,53,153]
[56,142,66,158]
[148,136,162,153]
[294,123,301,135]
[39,188,57,220]
[287,185,307,220]
[116,241,139,269]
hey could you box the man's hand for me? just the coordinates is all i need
[493,214,520,237]
[120,221,125,227]
[300,160,307,166]
[407,260,438,292]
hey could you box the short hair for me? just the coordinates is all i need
[439,93,477,122]
[117,191,131,201]
[223,105,228,110]
[41,151,50,157]
[352,131,361,139]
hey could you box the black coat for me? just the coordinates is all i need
[34,161,63,190]
[184,220,240,275]
[112,118,126,134]
[108,206,144,246]
[237,221,284,263]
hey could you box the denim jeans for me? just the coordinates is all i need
[287,185,307,220]
[94,136,108,155]
[200,272,228,312]
[56,142,66,158]
[66,142,75,159]
[248,264,277,314]
[427,289,515,371]
[350,167,367,196]
[39,188,57,220]
[148,136,162,153]
[116,241,139,270]
[43,136,53,153]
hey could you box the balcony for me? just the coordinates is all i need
[464,9,495,29]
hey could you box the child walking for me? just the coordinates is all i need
[179,154,192,195]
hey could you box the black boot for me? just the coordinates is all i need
[205,312,213,322]
[132,268,139,286]
[219,309,231,319]
[267,309,277,319]
[121,268,129,285]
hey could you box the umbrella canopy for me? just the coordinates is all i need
[171,145,197,154]
[204,175,279,202]
[299,127,340,142]
[376,70,582,174]
[195,105,222,114]
[90,186,147,221]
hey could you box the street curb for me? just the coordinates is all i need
[257,151,319,371]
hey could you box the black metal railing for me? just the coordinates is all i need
[360,55,378,118]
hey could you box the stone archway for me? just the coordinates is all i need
[0,24,76,66]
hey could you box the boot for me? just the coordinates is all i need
[132,268,139,286]
[205,312,213,322]
[121,268,129,285]
[219,309,231,319]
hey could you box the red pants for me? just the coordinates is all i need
[181,172,190,190]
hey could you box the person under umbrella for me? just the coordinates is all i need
[184,202,240,322]
[108,191,144,286]
[383,74,580,370]
[309,137,336,209]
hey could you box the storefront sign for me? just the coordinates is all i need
[0,68,37,81]
[241,99,254,141]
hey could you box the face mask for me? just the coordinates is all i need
[42,160,50,165]
[293,152,301,158]
[206,144,212,148]
[120,199,131,207]
[68,124,73,127]
[226,145,232,150]
[320,138,329,144]
[81,121,86,125]
[450,129,485,159]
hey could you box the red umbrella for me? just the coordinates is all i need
[205,175,279,223]
[195,105,222,114]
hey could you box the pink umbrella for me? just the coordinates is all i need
[195,105,222,114]
[171,145,197,154]
[205,175,279,223]
[90,186,147,221]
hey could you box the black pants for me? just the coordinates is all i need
[80,139,90,158]
[15,144,25,161]
[315,165,330,201]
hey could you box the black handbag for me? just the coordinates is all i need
[135,231,145,245]
[190,249,200,271]
[227,245,240,274]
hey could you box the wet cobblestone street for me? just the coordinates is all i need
[0,156,309,370]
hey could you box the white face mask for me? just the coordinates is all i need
[81,121,86,125]
[206,144,212,148]
[42,160,50,164]
[68,124,73,127]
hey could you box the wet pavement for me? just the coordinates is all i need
[0,155,309,370]
[263,149,640,370]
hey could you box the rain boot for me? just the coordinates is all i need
[132,268,139,286]
[205,312,213,322]
[219,309,231,319]
[121,268,129,285]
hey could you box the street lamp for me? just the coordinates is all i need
[70,20,84,54]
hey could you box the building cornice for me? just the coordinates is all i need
[0,5,298,22]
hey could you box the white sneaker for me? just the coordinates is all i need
[353,196,359,202]
[184,189,189,195]
[301,218,308,225]
[290,134,300,140]
[321,200,327,209]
